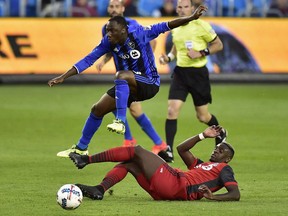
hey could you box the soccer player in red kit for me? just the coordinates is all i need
[69,125,240,201]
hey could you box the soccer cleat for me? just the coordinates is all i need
[107,119,126,134]
[152,141,168,154]
[122,137,137,147]
[158,146,174,163]
[69,152,89,169]
[56,145,88,158]
[75,184,103,200]
[215,128,228,145]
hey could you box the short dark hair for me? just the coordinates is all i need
[222,142,235,159]
[108,16,128,30]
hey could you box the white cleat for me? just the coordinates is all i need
[56,145,88,158]
[107,119,125,134]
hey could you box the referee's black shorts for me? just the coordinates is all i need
[168,66,212,106]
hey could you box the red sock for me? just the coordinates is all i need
[100,164,128,191]
[89,146,135,163]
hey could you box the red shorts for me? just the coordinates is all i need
[148,164,188,200]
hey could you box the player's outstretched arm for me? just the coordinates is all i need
[168,5,207,29]
[198,184,240,201]
[159,45,176,65]
[96,53,113,73]
[48,66,78,87]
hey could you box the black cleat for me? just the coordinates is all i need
[215,128,228,145]
[69,152,89,169]
[158,150,174,163]
[75,184,104,200]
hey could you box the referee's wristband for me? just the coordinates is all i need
[167,53,175,62]
[198,133,205,140]
[199,48,210,57]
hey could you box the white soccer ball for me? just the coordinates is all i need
[56,184,83,210]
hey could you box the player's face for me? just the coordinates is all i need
[176,0,194,17]
[108,0,125,17]
[209,143,231,163]
[106,21,126,44]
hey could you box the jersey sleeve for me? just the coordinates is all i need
[126,18,141,31]
[188,158,204,170]
[129,19,140,26]
[200,21,217,43]
[135,22,170,43]
[74,37,110,73]
[219,165,238,186]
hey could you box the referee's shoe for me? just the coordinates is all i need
[215,128,228,145]
[158,146,174,163]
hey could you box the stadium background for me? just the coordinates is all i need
[1,10,288,83]
[1,1,288,215]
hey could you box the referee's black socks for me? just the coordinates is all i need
[207,114,219,126]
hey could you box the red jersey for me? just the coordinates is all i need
[184,158,238,200]
[148,159,237,201]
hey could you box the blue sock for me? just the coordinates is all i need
[77,113,103,150]
[124,120,133,140]
[136,114,162,145]
[113,110,133,140]
[115,79,129,123]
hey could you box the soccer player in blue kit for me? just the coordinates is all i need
[96,0,167,155]
[48,5,207,158]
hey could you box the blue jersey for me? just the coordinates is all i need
[74,22,170,86]
[101,17,142,81]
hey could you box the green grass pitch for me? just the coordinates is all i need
[0,83,287,215]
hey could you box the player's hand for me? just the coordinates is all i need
[198,184,214,200]
[203,125,222,138]
[191,5,208,19]
[187,48,202,59]
[159,54,169,65]
[96,62,104,73]
[48,76,64,87]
